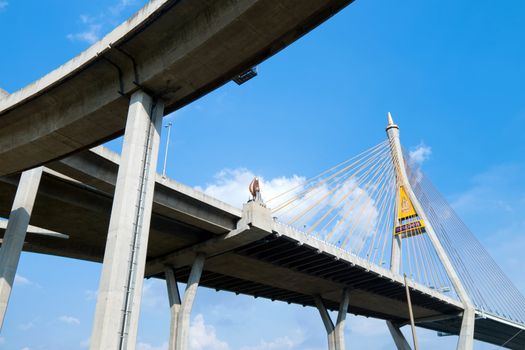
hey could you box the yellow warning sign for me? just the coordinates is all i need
[398,186,417,220]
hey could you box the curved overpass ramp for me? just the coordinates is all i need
[0,0,354,176]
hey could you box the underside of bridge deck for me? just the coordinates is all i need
[0,0,356,176]
[1,149,523,349]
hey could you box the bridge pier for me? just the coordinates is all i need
[0,167,43,330]
[90,90,164,350]
[386,321,412,350]
[457,307,475,350]
[165,268,181,350]
[314,289,350,350]
[165,254,205,350]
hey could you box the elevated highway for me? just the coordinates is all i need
[1,1,523,348]
[0,0,354,176]
[1,148,523,348]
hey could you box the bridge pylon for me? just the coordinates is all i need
[385,113,475,349]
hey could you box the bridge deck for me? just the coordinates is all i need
[0,149,523,348]
[0,0,355,176]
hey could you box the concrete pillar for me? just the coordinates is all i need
[0,167,42,330]
[390,235,402,274]
[386,321,412,350]
[385,114,474,311]
[175,254,205,350]
[165,268,181,350]
[334,289,350,350]
[90,90,164,350]
[314,296,336,350]
[456,307,475,350]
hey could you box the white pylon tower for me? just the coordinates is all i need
[385,113,476,350]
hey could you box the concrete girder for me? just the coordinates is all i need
[146,201,273,277]
[0,0,355,176]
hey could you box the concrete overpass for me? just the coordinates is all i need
[0,0,355,177]
[1,148,524,348]
[1,0,524,348]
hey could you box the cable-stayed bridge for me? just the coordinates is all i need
[0,117,524,349]
[0,1,523,349]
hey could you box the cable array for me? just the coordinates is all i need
[268,139,456,293]
[407,159,525,325]
[268,140,395,267]
[266,134,525,327]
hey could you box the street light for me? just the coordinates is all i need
[162,122,172,178]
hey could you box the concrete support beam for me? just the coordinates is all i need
[315,290,351,350]
[146,200,273,277]
[165,268,181,350]
[385,115,474,312]
[386,321,412,350]
[0,167,42,329]
[456,308,475,350]
[335,289,350,350]
[90,90,163,350]
[314,296,336,350]
[390,235,402,273]
[175,254,205,350]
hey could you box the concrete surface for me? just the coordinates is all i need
[0,168,42,329]
[0,147,522,348]
[0,0,355,176]
[90,91,163,350]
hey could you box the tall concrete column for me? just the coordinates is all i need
[314,296,336,350]
[165,267,181,350]
[175,254,205,350]
[0,167,43,330]
[386,113,404,274]
[334,289,350,350]
[457,307,475,350]
[90,90,164,350]
[386,321,412,350]
[385,113,474,308]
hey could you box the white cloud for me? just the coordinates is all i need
[408,143,432,164]
[21,347,30,350]
[0,1,7,10]
[195,168,305,209]
[348,316,389,337]
[18,321,34,331]
[59,315,80,325]
[66,24,102,45]
[189,314,229,350]
[109,0,136,16]
[196,167,384,254]
[141,278,167,310]
[448,163,525,294]
[451,164,518,214]
[241,329,305,350]
[137,341,168,350]
[67,0,137,44]
[14,274,31,286]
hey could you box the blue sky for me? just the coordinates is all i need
[1,0,525,349]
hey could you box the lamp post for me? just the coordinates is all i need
[162,122,172,178]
